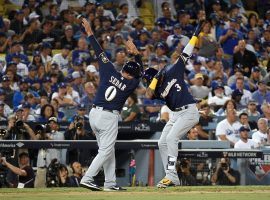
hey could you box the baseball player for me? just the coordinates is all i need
[80,18,143,191]
[143,21,205,188]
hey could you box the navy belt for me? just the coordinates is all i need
[173,105,189,112]
[92,105,119,114]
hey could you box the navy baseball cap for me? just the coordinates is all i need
[73,58,83,66]
[194,60,201,65]
[43,76,51,83]
[232,89,243,97]
[239,126,250,132]
[252,66,260,72]
[41,42,52,49]
[77,104,86,110]
[11,52,21,59]
[174,23,181,29]
[33,51,40,56]
[213,0,220,5]
[63,44,72,50]
[28,64,38,71]
[156,42,166,50]
[58,82,67,88]
[229,18,237,23]
[19,78,28,84]
[22,102,31,109]
[6,61,17,68]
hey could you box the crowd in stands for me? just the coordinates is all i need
[0,0,270,187]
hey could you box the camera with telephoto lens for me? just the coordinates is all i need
[15,120,24,128]
[0,129,7,138]
[221,163,228,170]
[46,159,60,187]
[74,116,84,130]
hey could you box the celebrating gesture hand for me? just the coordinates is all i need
[82,18,93,36]
[124,37,140,55]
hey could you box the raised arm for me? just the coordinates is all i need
[125,39,143,73]
[82,18,104,57]
[180,20,204,64]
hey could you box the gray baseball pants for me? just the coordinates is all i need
[158,104,200,185]
[81,107,119,188]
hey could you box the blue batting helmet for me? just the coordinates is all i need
[142,67,158,86]
[122,61,141,78]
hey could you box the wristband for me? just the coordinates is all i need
[149,78,158,90]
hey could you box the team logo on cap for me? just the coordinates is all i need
[100,52,109,63]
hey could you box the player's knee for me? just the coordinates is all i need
[99,147,114,158]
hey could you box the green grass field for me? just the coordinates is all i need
[1,186,270,200]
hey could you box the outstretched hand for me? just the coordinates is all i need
[124,38,140,55]
[82,18,93,36]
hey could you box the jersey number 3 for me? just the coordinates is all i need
[105,86,117,101]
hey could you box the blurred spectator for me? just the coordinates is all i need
[64,116,93,166]
[184,127,198,140]
[113,50,126,72]
[10,53,29,77]
[252,118,269,146]
[248,66,262,92]
[241,99,260,117]
[188,60,208,83]
[1,75,14,107]
[20,18,40,53]
[197,21,219,58]
[60,25,77,49]
[232,40,258,77]
[13,78,39,109]
[40,42,52,67]
[38,104,55,123]
[0,89,12,116]
[80,82,96,111]
[37,20,58,48]
[46,117,66,165]
[72,38,92,65]
[233,77,252,106]
[195,103,213,139]
[211,157,240,185]
[234,126,258,149]
[261,102,270,121]
[6,42,29,65]
[70,161,83,187]
[71,71,84,97]
[177,11,194,38]
[215,99,237,116]
[166,23,189,50]
[58,164,74,187]
[219,18,243,57]
[177,158,197,186]
[209,61,228,85]
[52,45,72,72]
[208,83,230,111]
[10,10,24,35]
[121,93,140,122]
[215,108,241,147]
[130,18,145,40]
[252,80,270,106]
[0,152,35,188]
[238,112,257,131]
[190,73,210,100]
[156,6,175,32]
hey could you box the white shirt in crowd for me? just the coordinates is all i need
[252,130,268,144]
[208,95,230,106]
[234,139,259,149]
[240,89,252,106]
[52,53,69,70]
[215,119,242,143]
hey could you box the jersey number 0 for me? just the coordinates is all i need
[105,86,117,101]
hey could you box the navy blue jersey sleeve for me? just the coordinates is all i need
[88,35,116,75]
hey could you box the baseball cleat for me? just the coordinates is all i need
[104,185,127,191]
[157,178,175,188]
[80,181,102,191]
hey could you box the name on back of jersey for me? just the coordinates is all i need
[109,76,127,91]
[161,79,181,98]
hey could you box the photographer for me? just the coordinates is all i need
[0,152,35,188]
[177,158,197,186]
[64,116,94,166]
[211,157,240,185]
[70,161,83,187]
